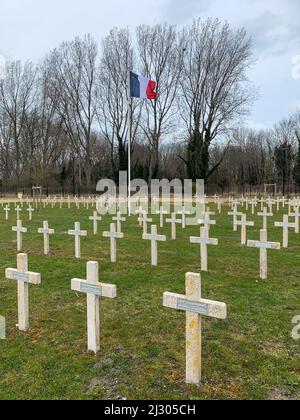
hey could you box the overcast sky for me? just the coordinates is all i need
[0,0,299,129]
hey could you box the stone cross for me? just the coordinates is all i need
[89,211,102,235]
[15,205,22,220]
[5,253,41,331]
[112,212,126,233]
[4,205,10,220]
[228,209,243,232]
[198,213,216,233]
[71,261,116,354]
[27,205,34,221]
[38,221,55,255]
[166,213,181,240]
[236,214,254,245]
[12,220,27,252]
[163,272,227,385]
[156,206,168,228]
[257,207,273,230]
[68,222,87,259]
[247,230,281,279]
[177,207,191,229]
[274,215,296,248]
[289,207,300,234]
[103,223,124,263]
[138,213,153,235]
[190,227,218,272]
[135,207,145,227]
[143,225,167,266]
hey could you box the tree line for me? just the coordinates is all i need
[0,18,299,195]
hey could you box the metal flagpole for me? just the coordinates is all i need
[128,73,133,216]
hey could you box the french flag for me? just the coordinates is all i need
[130,72,157,100]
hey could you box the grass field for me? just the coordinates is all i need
[0,204,299,400]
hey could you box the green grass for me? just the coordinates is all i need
[0,203,299,400]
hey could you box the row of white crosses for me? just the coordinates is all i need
[4,254,226,384]
[4,205,34,221]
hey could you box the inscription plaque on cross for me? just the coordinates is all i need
[5,253,41,331]
[89,211,102,235]
[143,225,167,266]
[71,261,116,354]
[68,222,87,259]
[247,229,280,279]
[38,221,55,255]
[190,227,218,272]
[103,223,124,263]
[163,272,227,385]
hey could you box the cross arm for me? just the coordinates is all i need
[190,237,218,245]
[247,240,281,250]
[71,279,117,298]
[163,292,227,320]
[143,234,167,241]
[5,269,41,285]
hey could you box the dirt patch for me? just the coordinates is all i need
[268,387,300,400]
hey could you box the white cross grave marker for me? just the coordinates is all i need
[68,222,87,259]
[289,207,300,234]
[12,220,27,252]
[112,212,126,233]
[257,207,273,230]
[166,213,181,240]
[138,213,153,235]
[89,211,102,235]
[5,253,41,331]
[38,221,55,255]
[71,261,116,354]
[156,206,168,228]
[190,227,218,272]
[177,207,191,229]
[247,230,281,279]
[15,205,22,221]
[163,272,227,385]
[236,214,254,245]
[4,205,10,220]
[143,225,167,266]
[228,208,243,232]
[103,223,124,263]
[27,205,34,221]
[274,215,296,248]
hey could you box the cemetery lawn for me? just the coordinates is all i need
[0,205,300,401]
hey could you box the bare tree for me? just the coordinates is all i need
[179,18,256,181]
[46,35,98,189]
[137,23,183,181]
[0,60,36,187]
